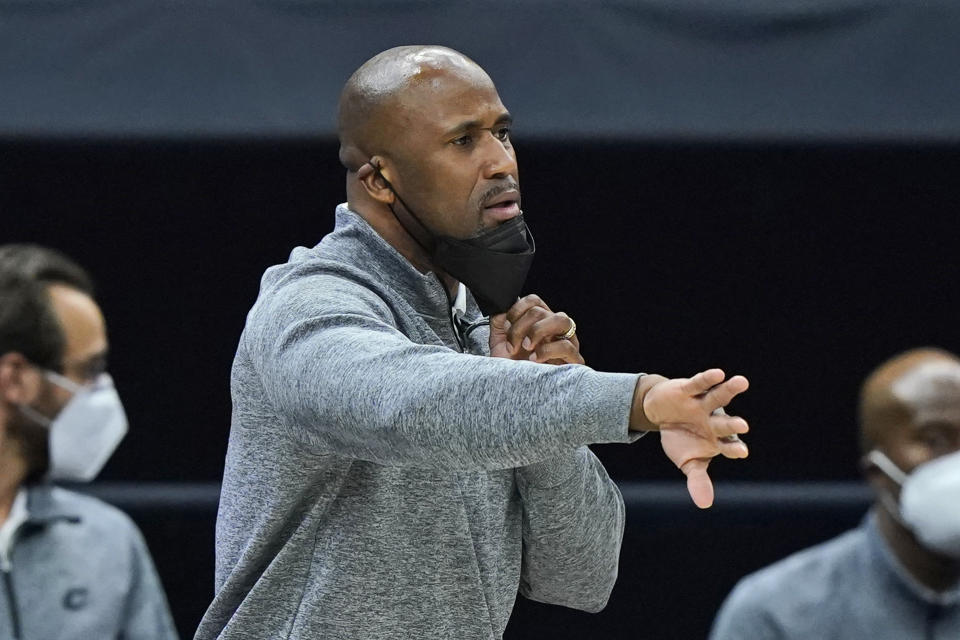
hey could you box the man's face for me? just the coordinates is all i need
[382,65,520,239]
[878,362,960,475]
[10,284,106,429]
[0,284,107,478]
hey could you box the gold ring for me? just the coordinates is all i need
[561,318,576,340]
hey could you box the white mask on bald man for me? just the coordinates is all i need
[867,448,960,559]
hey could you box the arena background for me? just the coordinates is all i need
[3,1,959,637]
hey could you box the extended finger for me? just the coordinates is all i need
[524,312,578,352]
[708,414,749,439]
[505,294,551,325]
[718,436,749,460]
[679,369,726,396]
[506,305,551,354]
[681,458,715,509]
[702,375,749,412]
[528,336,585,365]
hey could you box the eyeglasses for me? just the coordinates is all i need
[60,354,109,387]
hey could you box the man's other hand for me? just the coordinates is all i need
[489,294,584,365]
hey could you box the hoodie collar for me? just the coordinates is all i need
[24,484,82,526]
[317,205,483,323]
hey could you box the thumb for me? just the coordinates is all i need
[681,458,715,509]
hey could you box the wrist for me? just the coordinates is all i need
[629,374,668,431]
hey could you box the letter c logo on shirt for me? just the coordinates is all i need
[63,587,89,610]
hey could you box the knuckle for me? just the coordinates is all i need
[518,306,548,326]
[529,306,550,319]
[531,316,557,337]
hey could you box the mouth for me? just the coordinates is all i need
[482,189,522,222]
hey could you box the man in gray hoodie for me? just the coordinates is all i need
[196,45,750,640]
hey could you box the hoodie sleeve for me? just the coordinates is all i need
[515,447,626,612]
[244,270,640,471]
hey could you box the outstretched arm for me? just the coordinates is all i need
[249,276,639,470]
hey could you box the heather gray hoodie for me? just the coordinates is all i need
[196,205,642,640]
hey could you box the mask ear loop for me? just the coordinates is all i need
[43,370,86,394]
[18,404,53,429]
[16,367,87,428]
[862,449,910,528]
[864,449,909,485]
[365,160,471,315]
[365,161,437,253]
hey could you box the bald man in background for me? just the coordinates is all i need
[196,45,751,640]
[710,348,960,639]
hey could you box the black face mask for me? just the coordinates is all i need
[370,163,536,316]
[433,214,536,316]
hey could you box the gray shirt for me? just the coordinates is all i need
[709,511,960,640]
[0,484,178,640]
[196,205,642,640]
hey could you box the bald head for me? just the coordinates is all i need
[337,45,491,171]
[859,347,960,453]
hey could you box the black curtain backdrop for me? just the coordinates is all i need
[4,138,959,486]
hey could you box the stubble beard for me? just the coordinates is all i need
[7,382,58,482]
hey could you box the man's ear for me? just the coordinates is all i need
[357,156,396,205]
[0,353,41,406]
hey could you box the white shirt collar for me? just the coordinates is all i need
[452,282,467,316]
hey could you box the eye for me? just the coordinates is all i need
[494,127,511,142]
[80,362,107,385]
[451,135,473,146]
[918,424,960,454]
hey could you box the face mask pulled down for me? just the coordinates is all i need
[867,448,960,559]
[371,163,535,316]
[432,214,536,316]
[19,371,128,482]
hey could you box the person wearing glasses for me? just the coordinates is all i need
[0,244,178,639]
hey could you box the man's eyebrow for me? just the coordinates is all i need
[443,113,513,136]
[68,351,108,372]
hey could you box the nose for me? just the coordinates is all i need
[481,132,517,180]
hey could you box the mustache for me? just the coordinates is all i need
[477,181,521,210]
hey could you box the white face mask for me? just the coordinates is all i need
[19,371,128,482]
[866,448,960,559]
